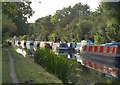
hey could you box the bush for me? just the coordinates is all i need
[2,41,12,47]
[34,48,78,84]
[21,35,28,40]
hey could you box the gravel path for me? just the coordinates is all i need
[6,49,19,83]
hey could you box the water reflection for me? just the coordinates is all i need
[59,52,81,61]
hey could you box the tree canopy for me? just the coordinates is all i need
[2,1,34,40]
[2,2,120,43]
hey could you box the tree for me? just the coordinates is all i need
[2,14,17,40]
[100,2,120,42]
[2,2,34,36]
[32,2,101,42]
[2,2,34,22]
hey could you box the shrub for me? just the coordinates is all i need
[34,48,78,84]
[2,41,12,47]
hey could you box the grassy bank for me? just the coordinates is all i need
[9,47,62,83]
[2,48,12,83]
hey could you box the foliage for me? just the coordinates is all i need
[2,2,34,37]
[30,3,91,42]
[21,35,28,40]
[2,41,11,47]
[34,48,78,84]
[94,2,120,42]
[3,2,120,43]
[30,2,120,43]
[94,34,103,44]
[2,14,17,41]
[48,33,60,42]
[2,2,34,22]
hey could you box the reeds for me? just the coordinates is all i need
[34,48,77,84]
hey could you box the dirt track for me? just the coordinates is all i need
[6,49,19,83]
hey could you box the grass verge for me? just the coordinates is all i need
[9,47,62,83]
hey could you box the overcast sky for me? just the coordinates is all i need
[27,0,101,23]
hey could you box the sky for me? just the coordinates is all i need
[27,0,101,23]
